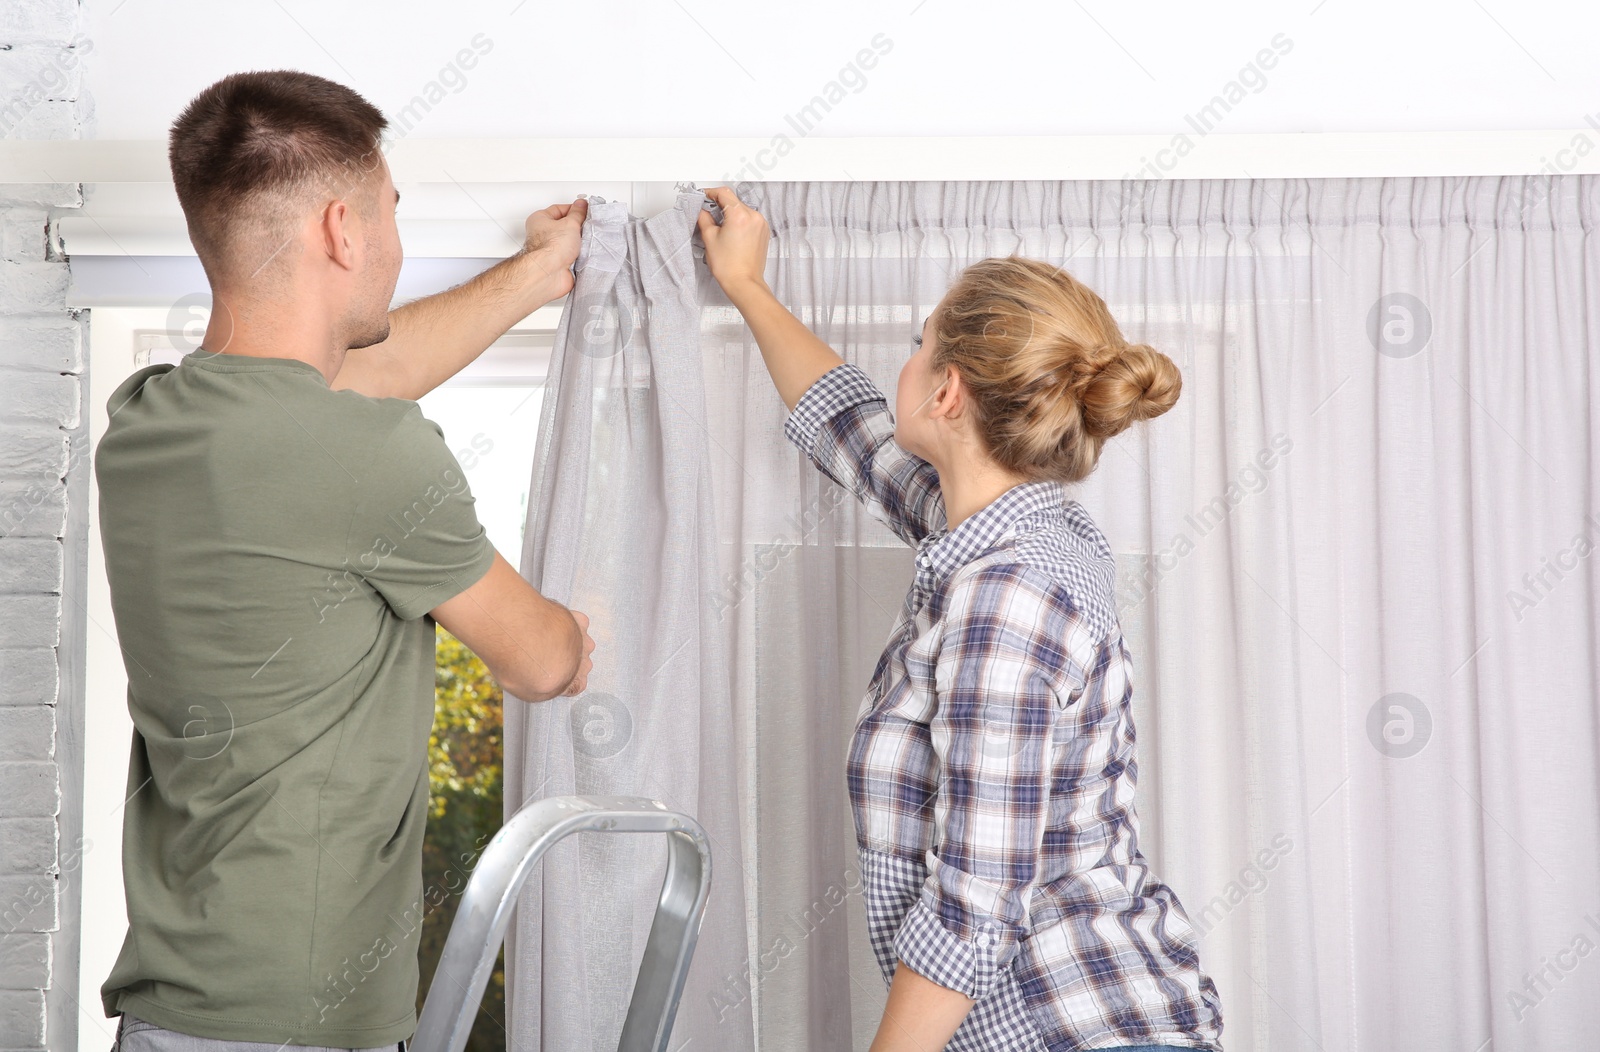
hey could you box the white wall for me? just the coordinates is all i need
[82,0,1600,149]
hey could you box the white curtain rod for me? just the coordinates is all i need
[4,131,1599,184]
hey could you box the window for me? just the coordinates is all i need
[413,333,550,1052]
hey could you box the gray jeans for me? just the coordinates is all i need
[113,1013,406,1052]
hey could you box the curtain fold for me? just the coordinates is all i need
[504,187,755,1052]
[510,176,1599,1052]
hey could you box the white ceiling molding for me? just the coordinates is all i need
[5,131,1598,186]
[58,180,652,258]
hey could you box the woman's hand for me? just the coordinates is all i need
[697,185,771,295]
[695,184,843,410]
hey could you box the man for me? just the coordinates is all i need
[95,70,595,1051]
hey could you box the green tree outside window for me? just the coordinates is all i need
[418,625,507,1052]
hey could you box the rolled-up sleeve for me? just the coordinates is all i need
[782,362,946,547]
[894,561,1089,1000]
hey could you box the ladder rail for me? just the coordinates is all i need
[409,795,712,1052]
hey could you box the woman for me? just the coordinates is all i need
[696,185,1225,1052]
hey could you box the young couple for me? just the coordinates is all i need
[97,69,1221,1052]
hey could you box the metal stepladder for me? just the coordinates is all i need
[408,796,712,1052]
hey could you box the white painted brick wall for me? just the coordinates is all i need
[0,875,58,935]
[0,597,61,651]
[2,0,80,45]
[0,425,69,481]
[0,933,51,990]
[0,992,48,1049]
[0,709,55,762]
[0,820,56,873]
[0,651,57,707]
[0,375,79,429]
[0,539,64,595]
[2,3,93,1050]
[0,763,59,825]
[0,481,65,540]
[0,316,84,374]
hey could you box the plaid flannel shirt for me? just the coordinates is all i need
[783,363,1224,1052]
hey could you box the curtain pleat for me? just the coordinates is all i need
[504,189,755,1052]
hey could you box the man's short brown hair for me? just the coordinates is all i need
[168,70,389,287]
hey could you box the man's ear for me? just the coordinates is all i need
[321,198,358,271]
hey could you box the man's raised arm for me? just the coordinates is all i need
[332,197,587,401]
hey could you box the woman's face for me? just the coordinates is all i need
[893,308,948,462]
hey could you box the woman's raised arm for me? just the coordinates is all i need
[698,186,946,546]
[698,185,843,410]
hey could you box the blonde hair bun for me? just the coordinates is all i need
[1079,342,1182,441]
[930,257,1182,483]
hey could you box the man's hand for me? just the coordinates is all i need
[559,609,596,697]
[521,197,588,304]
[430,554,595,703]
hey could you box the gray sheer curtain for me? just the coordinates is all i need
[503,187,754,1052]
[512,176,1600,1052]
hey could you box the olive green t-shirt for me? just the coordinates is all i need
[94,350,498,1047]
